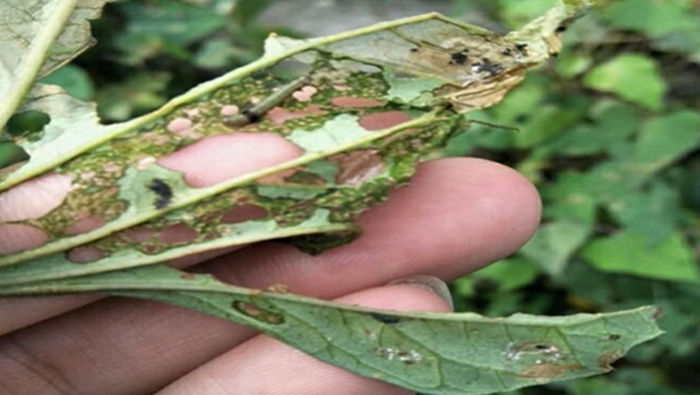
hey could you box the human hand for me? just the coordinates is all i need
[0,138,540,395]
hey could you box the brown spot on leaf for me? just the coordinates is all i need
[0,224,49,254]
[520,362,582,381]
[598,351,624,371]
[331,97,384,108]
[67,246,106,264]
[221,204,269,224]
[232,301,285,324]
[266,284,290,293]
[332,150,384,186]
[359,111,411,131]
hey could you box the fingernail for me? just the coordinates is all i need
[389,275,454,310]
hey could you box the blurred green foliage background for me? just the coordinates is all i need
[10,0,700,393]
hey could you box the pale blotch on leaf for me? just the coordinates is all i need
[157,133,305,188]
[232,301,285,325]
[376,348,424,364]
[520,362,582,381]
[359,111,412,131]
[332,150,384,186]
[220,105,240,117]
[333,85,352,91]
[0,224,49,255]
[292,86,318,102]
[167,118,200,139]
[503,342,565,364]
[0,173,73,222]
[184,109,201,119]
[67,245,106,264]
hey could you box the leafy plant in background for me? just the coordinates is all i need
[1,0,695,394]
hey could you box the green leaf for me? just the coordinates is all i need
[555,49,594,78]
[632,111,700,177]
[498,0,558,28]
[95,72,172,121]
[113,0,229,64]
[547,100,642,158]
[583,54,667,110]
[607,182,682,245]
[454,257,540,298]
[582,231,700,283]
[603,0,696,38]
[0,264,663,395]
[520,221,592,276]
[38,64,95,101]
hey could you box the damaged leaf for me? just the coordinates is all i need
[0,264,663,395]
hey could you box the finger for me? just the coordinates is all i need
[158,279,453,395]
[0,158,541,395]
[206,157,541,294]
[0,131,302,334]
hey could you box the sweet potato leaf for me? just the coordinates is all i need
[0,264,663,395]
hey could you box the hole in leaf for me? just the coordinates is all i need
[232,301,285,325]
[369,313,401,324]
[0,142,30,171]
[6,110,51,140]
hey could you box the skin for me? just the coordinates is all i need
[0,133,541,395]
